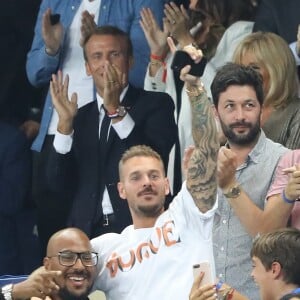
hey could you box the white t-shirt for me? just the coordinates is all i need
[91,182,217,300]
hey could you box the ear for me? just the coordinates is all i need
[270,261,282,279]
[128,56,134,69]
[85,61,92,76]
[43,257,50,270]
[213,105,219,118]
[118,182,127,200]
[164,178,170,196]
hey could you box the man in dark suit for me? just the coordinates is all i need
[47,26,177,238]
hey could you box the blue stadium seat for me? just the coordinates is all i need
[0,275,28,287]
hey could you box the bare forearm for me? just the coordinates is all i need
[227,187,292,236]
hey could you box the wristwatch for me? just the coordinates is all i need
[107,106,127,119]
[1,284,13,300]
[223,185,241,198]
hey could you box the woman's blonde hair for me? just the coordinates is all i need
[233,31,299,109]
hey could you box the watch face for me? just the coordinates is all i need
[117,106,127,117]
[232,187,241,196]
[224,185,241,198]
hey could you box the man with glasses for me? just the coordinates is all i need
[0,228,98,300]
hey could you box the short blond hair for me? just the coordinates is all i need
[119,145,165,178]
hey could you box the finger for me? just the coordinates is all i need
[162,17,170,34]
[62,74,70,98]
[179,65,192,81]
[70,92,78,107]
[146,8,157,28]
[169,1,182,15]
[43,8,51,27]
[167,36,177,53]
[164,3,177,22]
[180,5,189,19]
[191,271,204,292]
[57,70,63,88]
[142,8,155,27]
[283,166,297,174]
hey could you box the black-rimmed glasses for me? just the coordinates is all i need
[48,251,98,267]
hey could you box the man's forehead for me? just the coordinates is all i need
[48,232,91,253]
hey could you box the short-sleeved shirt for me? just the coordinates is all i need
[267,150,300,229]
[213,131,288,300]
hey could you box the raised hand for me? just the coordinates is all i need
[140,7,169,57]
[164,2,191,46]
[167,36,204,87]
[283,165,300,201]
[102,61,125,114]
[50,70,78,134]
[80,10,97,47]
[42,8,63,55]
[217,146,238,190]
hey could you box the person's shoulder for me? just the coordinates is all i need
[91,226,132,246]
[138,88,174,107]
[279,149,300,166]
[225,21,254,36]
[258,131,288,158]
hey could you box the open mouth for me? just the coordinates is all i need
[66,273,89,288]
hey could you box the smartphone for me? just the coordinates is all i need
[50,14,60,25]
[193,262,214,287]
[171,50,207,77]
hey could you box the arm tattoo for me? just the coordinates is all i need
[187,92,219,212]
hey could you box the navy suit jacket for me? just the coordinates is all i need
[47,85,177,237]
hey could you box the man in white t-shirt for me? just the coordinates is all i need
[90,53,220,299]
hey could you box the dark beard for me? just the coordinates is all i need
[58,287,91,300]
[220,120,260,145]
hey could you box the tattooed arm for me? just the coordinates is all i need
[180,72,219,213]
[166,37,219,212]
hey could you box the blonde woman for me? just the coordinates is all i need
[233,31,300,149]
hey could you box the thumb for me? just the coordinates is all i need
[167,36,177,54]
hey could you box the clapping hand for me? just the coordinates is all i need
[140,7,169,57]
[50,70,78,135]
[164,2,191,46]
[283,164,300,201]
[80,10,97,47]
[42,8,63,55]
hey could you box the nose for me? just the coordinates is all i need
[234,106,245,121]
[142,175,151,187]
[73,256,85,269]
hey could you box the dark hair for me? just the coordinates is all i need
[82,25,133,61]
[280,293,300,300]
[189,0,259,59]
[251,228,300,286]
[211,62,264,107]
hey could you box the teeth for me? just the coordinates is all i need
[69,276,84,281]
